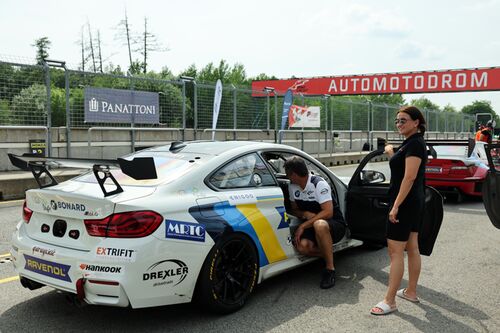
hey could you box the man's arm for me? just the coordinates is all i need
[294,200,333,246]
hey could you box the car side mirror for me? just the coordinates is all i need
[360,170,386,185]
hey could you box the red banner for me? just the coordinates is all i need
[251,67,500,96]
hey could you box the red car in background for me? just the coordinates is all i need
[425,141,495,202]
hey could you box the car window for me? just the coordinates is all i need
[209,153,276,189]
[262,152,335,189]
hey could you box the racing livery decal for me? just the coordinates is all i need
[32,246,56,257]
[165,220,206,242]
[190,201,287,266]
[24,254,71,282]
[275,206,289,229]
[143,259,189,287]
[79,263,124,276]
[95,247,136,262]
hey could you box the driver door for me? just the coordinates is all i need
[482,143,500,229]
[346,149,444,255]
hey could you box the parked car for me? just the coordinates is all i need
[424,140,491,201]
[8,141,445,313]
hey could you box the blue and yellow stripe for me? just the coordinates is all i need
[190,201,288,267]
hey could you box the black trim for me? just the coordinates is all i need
[92,165,124,197]
[8,153,157,197]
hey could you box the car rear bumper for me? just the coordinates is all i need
[426,178,483,196]
[10,223,207,308]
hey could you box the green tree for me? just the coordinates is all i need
[10,84,66,126]
[461,100,499,126]
[367,94,405,106]
[33,37,51,64]
[410,96,441,111]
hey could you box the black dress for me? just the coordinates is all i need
[387,132,427,241]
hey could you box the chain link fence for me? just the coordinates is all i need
[0,59,476,138]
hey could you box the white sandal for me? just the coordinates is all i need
[370,301,398,315]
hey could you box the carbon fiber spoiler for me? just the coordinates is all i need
[8,154,157,197]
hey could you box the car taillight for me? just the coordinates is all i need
[84,211,163,238]
[22,200,33,224]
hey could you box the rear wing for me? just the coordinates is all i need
[8,154,157,197]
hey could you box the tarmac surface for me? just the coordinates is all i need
[0,185,499,332]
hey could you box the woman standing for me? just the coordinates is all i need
[371,106,427,315]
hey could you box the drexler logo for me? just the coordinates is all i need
[24,254,71,282]
[143,259,189,287]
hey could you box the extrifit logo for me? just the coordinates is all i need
[165,220,205,242]
[89,98,99,112]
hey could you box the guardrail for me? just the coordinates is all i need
[87,127,181,157]
[202,128,267,141]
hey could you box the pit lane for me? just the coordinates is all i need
[0,165,499,332]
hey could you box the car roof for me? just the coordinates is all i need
[145,140,290,156]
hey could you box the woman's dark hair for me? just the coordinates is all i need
[398,106,426,135]
[284,156,309,177]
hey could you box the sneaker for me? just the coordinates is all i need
[320,269,335,289]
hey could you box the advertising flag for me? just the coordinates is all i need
[212,79,223,140]
[279,89,293,143]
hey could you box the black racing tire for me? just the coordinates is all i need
[196,233,258,314]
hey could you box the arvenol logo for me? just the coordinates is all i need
[165,220,205,242]
[143,259,189,287]
[24,254,71,282]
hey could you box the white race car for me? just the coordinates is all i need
[8,141,448,313]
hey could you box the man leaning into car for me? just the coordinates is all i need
[284,156,346,289]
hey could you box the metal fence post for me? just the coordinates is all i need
[64,66,71,157]
[274,93,278,143]
[232,85,237,140]
[385,103,389,131]
[43,62,52,157]
[129,75,136,152]
[266,91,270,131]
[194,80,198,140]
[182,80,186,141]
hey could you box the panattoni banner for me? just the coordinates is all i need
[251,67,500,96]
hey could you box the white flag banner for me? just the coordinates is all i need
[212,79,223,140]
[288,105,321,128]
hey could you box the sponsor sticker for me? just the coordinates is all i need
[165,220,206,242]
[79,263,124,276]
[24,254,71,282]
[32,246,56,257]
[142,259,189,287]
[228,192,257,205]
[95,247,136,262]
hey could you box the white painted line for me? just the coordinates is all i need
[458,208,486,212]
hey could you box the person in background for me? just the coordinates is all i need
[284,156,346,289]
[371,106,427,315]
[478,121,494,144]
[475,124,485,142]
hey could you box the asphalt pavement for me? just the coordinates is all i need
[0,197,499,332]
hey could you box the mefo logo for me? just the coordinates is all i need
[165,220,205,242]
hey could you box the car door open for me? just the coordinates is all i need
[482,143,500,229]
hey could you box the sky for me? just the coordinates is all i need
[1,0,500,115]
